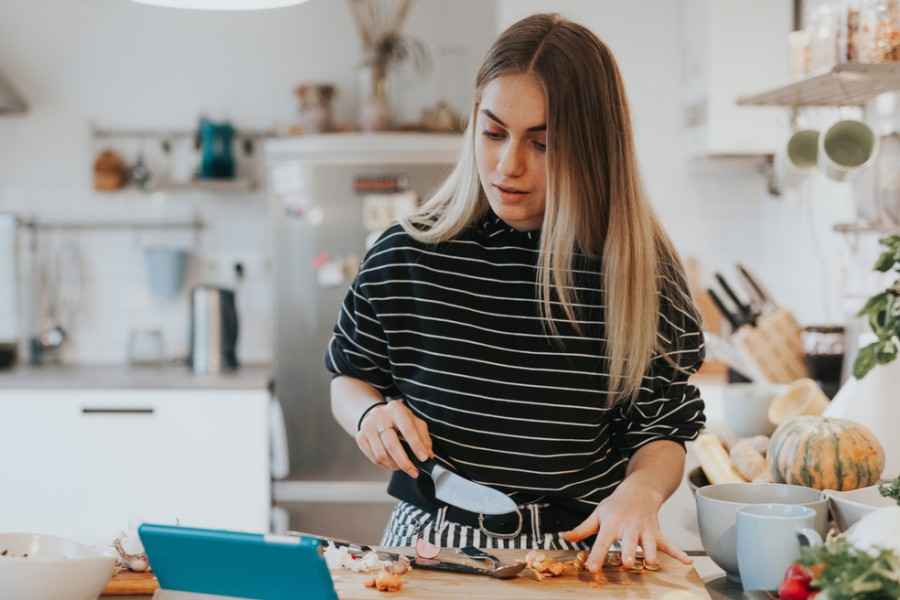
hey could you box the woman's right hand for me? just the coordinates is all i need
[356,399,433,478]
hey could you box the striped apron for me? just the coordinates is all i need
[380,501,593,550]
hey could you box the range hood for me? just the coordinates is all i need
[0,71,27,115]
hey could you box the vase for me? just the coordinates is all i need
[357,64,392,132]
[824,357,900,478]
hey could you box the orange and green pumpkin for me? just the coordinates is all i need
[768,416,885,491]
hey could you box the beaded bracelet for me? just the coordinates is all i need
[356,400,388,432]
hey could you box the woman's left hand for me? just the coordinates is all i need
[561,478,691,572]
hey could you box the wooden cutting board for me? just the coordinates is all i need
[333,549,712,599]
[102,571,159,596]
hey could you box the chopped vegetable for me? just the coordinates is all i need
[414,537,440,559]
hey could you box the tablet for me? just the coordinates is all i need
[138,523,338,600]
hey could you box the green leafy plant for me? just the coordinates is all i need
[880,475,900,506]
[853,235,900,379]
[798,538,900,600]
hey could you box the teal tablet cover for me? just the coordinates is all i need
[138,523,338,600]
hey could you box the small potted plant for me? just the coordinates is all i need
[826,234,900,479]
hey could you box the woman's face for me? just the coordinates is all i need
[475,73,547,231]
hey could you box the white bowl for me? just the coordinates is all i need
[695,483,828,582]
[825,486,897,531]
[0,532,116,600]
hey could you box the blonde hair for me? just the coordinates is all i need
[399,13,701,405]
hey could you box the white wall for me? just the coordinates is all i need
[1,0,892,365]
[0,0,496,364]
[497,1,894,331]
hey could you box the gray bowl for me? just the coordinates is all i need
[695,483,828,581]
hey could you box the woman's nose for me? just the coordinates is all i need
[497,141,526,178]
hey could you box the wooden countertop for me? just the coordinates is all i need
[101,549,714,599]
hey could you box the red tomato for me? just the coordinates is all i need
[779,577,813,600]
[784,563,812,584]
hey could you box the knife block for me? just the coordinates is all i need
[732,307,809,383]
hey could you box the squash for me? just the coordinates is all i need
[768,416,885,491]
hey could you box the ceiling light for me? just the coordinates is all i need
[131,0,309,10]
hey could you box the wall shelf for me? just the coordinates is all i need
[94,178,259,197]
[833,221,900,235]
[16,216,206,232]
[737,63,900,107]
[91,125,276,141]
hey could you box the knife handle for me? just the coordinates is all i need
[399,438,438,477]
[714,272,752,323]
[707,287,741,332]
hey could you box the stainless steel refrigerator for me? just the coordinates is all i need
[265,134,459,542]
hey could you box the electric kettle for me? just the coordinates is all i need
[188,285,239,373]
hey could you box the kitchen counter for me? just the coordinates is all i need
[91,381,759,599]
[0,363,272,391]
[97,555,758,600]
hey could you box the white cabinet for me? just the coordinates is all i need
[0,389,270,545]
[679,0,793,156]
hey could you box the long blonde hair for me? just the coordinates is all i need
[399,13,701,405]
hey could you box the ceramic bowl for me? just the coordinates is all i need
[695,483,828,581]
[825,485,897,531]
[0,532,116,600]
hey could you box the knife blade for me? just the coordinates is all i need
[401,440,518,516]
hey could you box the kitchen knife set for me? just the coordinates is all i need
[706,264,808,383]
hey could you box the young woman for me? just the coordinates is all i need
[326,13,705,573]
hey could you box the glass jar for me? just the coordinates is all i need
[806,1,849,72]
[858,0,900,62]
[877,132,900,224]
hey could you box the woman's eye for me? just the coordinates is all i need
[533,141,547,152]
[481,130,505,141]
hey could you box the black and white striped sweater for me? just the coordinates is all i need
[325,208,706,520]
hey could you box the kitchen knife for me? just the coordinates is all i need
[400,440,518,516]
[290,532,524,578]
[736,262,776,311]
[707,287,741,332]
[714,272,757,326]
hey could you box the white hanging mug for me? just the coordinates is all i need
[818,119,879,181]
[775,129,819,189]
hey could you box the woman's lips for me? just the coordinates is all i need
[493,184,530,201]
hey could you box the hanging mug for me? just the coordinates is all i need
[818,119,879,182]
[775,129,819,189]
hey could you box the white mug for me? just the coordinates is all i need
[818,119,879,181]
[737,504,823,591]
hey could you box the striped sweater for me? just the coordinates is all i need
[325,208,706,519]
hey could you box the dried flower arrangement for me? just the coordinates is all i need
[347,0,431,130]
